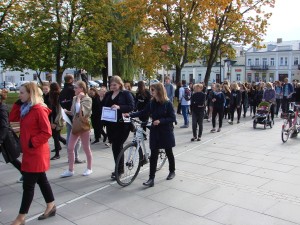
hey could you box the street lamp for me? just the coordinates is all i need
[224,58,237,83]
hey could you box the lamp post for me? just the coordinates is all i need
[107,41,112,89]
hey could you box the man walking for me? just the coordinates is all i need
[179,80,191,128]
[164,76,174,103]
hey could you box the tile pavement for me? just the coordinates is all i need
[1,113,300,224]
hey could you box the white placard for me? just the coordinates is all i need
[101,107,117,122]
[61,107,72,126]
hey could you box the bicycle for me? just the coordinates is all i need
[115,118,167,187]
[281,102,300,143]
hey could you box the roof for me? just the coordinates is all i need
[247,40,300,53]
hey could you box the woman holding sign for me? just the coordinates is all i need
[102,76,135,179]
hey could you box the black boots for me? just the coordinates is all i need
[143,179,154,187]
[166,172,175,180]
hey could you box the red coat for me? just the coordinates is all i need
[9,102,21,122]
[20,104,52,172]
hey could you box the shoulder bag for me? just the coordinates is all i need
[72,106,90,135]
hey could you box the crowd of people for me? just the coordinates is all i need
[174,77,299,141]
[1,74,300,224]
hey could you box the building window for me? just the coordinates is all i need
[262,58,267,66]
[262,73,266,82]
[255,73,259,82]
[236,74,241,81]
[255,58,259,66]
[182,74,185,80]
[198,74,202,82]
[285,57,288,65]
[269,73,274,82]
[33,74,37,81]
[247,59,252,66]
[280,57,284,65]
[270,58,275,66]
[294,57,299,65]
[20,74,25,81]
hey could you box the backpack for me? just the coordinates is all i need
[183,87,191,101]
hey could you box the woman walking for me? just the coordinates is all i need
[274,81,283,117]
[263,82,276,123]
[60,81,93,177]
[102,76,135,179]
[240,83,249,118]
[11,82,56,225]
[174,81,182,114]
[128,82,176,187]
[89,87,102,144]
[228,83,242,124]
[49,82,65,160]
[223,84,231,119]
[211,83,226,132]
[190,84,206,141]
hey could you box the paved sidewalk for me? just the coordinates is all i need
[1,114,300,225]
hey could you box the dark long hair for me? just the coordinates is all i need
[137,81,147,97]
[49,82,60,107]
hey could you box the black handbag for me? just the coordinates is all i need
[1,127,21,163]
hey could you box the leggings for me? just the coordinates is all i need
[20,172,54,214]
[276,99,282,115]
[192,110,205,138]
[230,105,241,121]
[67,130,92,171]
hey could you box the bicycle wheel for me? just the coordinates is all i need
[115,142,142,187]
[281,119,292,143]
[156,149,167,171]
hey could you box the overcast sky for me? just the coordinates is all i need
[263,0,300,42]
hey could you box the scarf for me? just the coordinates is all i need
[21,102,32,118]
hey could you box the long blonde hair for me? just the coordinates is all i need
[151,82,168,104]
[21,82,44,106]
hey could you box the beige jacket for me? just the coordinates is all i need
[71,94,92,119]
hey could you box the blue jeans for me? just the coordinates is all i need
[181,105,189,125]
[66,122,81,159]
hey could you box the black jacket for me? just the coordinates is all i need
[230,90,242,106]
[91,96,101,119]
[103,90,135,122]
[0,103,9,145]
[130,100,176,150]
[59,83,75,111]
[191,92,206,112]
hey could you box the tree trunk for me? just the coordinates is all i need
[175,65,181,83]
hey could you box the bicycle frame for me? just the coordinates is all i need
[127,120,150,164]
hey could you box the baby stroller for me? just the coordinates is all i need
[253,101,273,129]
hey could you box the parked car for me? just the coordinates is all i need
[0,82,16,91]
[15,81,29,90]
[88,80,99,88]
[94,80,103,87]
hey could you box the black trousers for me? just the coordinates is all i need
[52,129,62,156]
[149,148,175,179]
[91,116,101,140]
[20,172,54,214]
[99,121,107,140]
[282,96,290,113]
[230,105,241,121]
[177,102,181,114]
[242,103,248,116]
[212,107,224,128]
[192,109,204,138]
[107,123,131,173]
[275,99,282,115]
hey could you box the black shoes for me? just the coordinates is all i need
[143,179,154,187]
[50,155,60,160]
[38,205,56,220]
[166,172,175,180]
[111,172,116,179]
[75,158,86,164]
[91,139,99,144]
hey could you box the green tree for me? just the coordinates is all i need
[203,0,275,85]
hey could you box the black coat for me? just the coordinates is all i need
[230,90,242,106]
[131,100,176,150]
[0,103,9,145]
[59,83,75,120]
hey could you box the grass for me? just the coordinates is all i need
[6,92,19,112]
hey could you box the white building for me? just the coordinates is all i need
[180,45,246,84]
[245,39,300,83]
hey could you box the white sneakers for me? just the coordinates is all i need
[61,169,93,177]
[83,169,93,176]
[60,170,74,178]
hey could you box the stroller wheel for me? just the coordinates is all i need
[253,121,257,129]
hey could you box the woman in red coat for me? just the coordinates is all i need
[11,82,56,225]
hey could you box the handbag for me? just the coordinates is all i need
[71,106,90,135]
[1,127,21,163]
